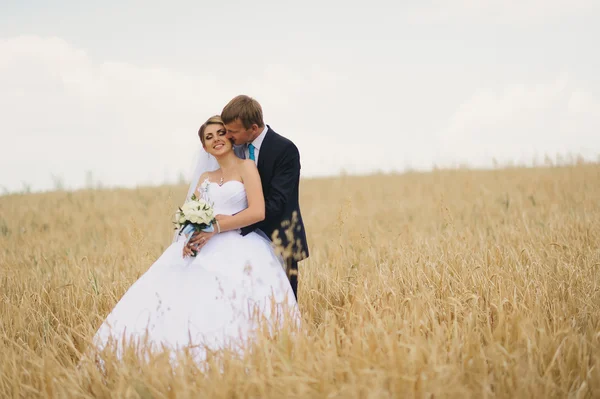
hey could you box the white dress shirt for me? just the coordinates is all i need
[245,125,268,163]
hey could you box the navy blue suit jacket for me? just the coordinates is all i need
[239,126,309,262]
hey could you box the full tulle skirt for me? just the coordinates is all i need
[92,230,299,364]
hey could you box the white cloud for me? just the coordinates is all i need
[0,36,213,191]
[568,90,600,114]
[1,30,599,193]
[435,76,600,166]
[0,35,348,192]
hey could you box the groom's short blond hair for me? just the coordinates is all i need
[221,95,265,129]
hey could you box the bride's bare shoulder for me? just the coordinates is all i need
[240,159,257,168]
[193,172,212,193]
[198,171,210,182]
[233,158,255,172]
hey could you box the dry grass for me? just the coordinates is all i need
[1,164,600,398]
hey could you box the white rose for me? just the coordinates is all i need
[199,214,211,225]
[191,209,203,219]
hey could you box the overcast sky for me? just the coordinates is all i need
[1,0,599,193]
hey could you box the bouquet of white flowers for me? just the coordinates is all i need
[173,194,216,256]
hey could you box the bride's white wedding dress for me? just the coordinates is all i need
[93,179,299,362]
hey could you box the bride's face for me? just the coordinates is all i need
[203,123,232,156]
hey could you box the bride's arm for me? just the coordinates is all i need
[215,161,265,232]
[185,162,263,255]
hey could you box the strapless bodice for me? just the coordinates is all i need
[201,179,248,216]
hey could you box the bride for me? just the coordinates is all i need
[92,115,299,363]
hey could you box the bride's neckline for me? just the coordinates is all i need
[205,178,244,188]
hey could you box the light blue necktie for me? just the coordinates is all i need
[248,143,256,161]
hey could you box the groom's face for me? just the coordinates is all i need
[225,119,258,146]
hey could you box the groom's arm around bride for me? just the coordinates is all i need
[221,95,309,299]
[240,129,304,245]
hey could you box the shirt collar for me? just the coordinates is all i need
[250,125,268,151]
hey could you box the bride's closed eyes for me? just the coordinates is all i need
[204,129,226,141]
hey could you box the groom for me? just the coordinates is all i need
[195,95,308,299]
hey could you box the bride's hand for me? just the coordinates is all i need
[182,242,195,258]
[188,230,216,252]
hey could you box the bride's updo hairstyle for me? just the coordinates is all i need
[198,115,226,147]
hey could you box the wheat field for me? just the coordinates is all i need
[1,163,599,398]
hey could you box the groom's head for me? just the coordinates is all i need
[221,95,265,146]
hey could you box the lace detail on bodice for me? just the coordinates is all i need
[199,178,248,216]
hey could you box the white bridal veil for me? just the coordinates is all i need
[172,145,220,243]
[185,145,220,202]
